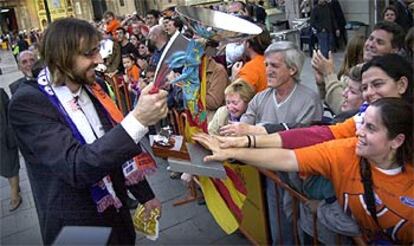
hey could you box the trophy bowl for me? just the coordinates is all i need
[176,6,263,44]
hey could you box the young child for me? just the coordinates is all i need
[122,53,140,105]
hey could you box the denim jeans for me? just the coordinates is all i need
[316,31,334,58]
[266,176,295,245]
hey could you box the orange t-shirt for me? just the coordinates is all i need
[126,65,140,85]
[329,117,357,139]
[295,138,414,243]
[238,55,267,93]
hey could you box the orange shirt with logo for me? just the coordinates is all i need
[295,138,414,243]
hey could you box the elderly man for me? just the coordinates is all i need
[4,50,37,212]
[148,25,169,68]
[9,18,168,245]
[9,50,37,94]
[221,41,322,136]
[221,41,322,245]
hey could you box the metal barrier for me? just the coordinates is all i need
[270,18,309,46]
[259,169,319,245]
[258,168,366,245]
[103,75,132,115]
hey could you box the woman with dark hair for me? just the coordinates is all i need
[208,53,412,159]
[194,97,413,244]
[129,33,140,50]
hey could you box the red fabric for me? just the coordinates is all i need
[224,166,247,195]
[212,179,243,222]
[280,125,335,149]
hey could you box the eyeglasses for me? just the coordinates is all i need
[139,46,146,49]
[83,45,101,57]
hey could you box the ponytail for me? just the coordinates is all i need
[359,158,378,223]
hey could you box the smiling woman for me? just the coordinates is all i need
[194,98,413,244]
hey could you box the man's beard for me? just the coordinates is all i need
[71,65,97,85]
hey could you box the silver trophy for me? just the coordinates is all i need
[176,6,263,45]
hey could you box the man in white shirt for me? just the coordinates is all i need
[9,18,168,245]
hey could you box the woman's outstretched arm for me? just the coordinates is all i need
[193,133,299,172]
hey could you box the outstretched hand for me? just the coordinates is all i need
[214,135,248,149]
[192,133,231,162]
[219,122,266,136]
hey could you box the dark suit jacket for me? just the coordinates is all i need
[9,77,27,95]
[9,80,154,245]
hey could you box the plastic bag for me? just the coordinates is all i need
[133,204,160,240]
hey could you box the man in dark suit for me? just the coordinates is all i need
[9,50,37,95]
[9,18,169,245]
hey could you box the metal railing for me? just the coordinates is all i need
[259,168,366,245]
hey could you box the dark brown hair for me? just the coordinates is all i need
[40,18,101,85]
[372,98,413,165]
[361,54,413,103]
[247,26,271,55]
[373,21,405,50]
[360,98,412,227]
[382,5,398,19]
[122,53,137,63]
[338,34,365,79]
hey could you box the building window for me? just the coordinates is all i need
[119,0,125,6]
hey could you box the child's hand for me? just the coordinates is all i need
[123,74,129,83]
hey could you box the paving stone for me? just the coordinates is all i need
[158,219,213,244]
[149,176,187,203]
[1,227,42,245]
[14,208,40,233]
[158,198,208,232]
[19,179,31,194]
[1,213,17,237]
[211,230,250,245]
[0,177,8,188]
[191,210,227,242]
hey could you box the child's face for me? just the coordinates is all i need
[146,71,155,81]
[122,57,134,70]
